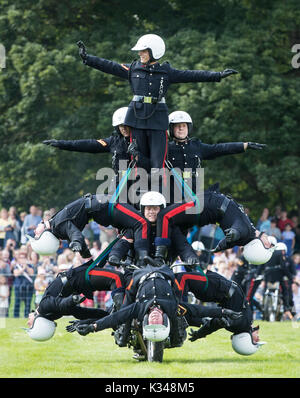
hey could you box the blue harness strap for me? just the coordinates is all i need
[108,160,136,218]
[85,236,121,283]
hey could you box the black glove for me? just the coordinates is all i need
[188,318,211,342]
[108,255,121,266]
[221,308,243,320]
[69,241,82,252]
[72,295,86,305]
[127,140,139,158]
[187,257,200,269]
[220,69,238,79]
[224,228,241,243]
[247,142,267,150]
[76,323,96,336]
[43,139,60,147]
[66,319,96,333]
[81,246,92,259]
[77,40,87,61]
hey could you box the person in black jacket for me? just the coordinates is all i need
[26,258,127,340]
[185,269,265,356]
[43,107,150,203]
[77,34,238,173]
[66,265,241,352]
[167,110,266,201]
[153,188,272,265]
[31,193,151,260]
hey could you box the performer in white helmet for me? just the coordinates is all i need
[42,107,150,203]
[77,34,238,177]
[167,110,266,200]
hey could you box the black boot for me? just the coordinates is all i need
[112,292,124,312]
[135,250,149,267]
[154,245,168,266]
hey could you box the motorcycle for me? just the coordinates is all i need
[262,266,284,322]
[112,260,190,363]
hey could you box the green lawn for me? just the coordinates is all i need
[0,317,299,378]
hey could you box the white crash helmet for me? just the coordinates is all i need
[192,241,205,252]
[140,191,166,213]
[27,230,60,256]
[143,313,170,342]
[267,235,277,246]
[131,34,165,60]
[243,238,275,265]
[276,242,287,252]
[112,107,128,127]
[168,111,193,137]
[26,316,56,342]
[231,332,266,356]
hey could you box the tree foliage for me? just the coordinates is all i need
[0,0,299,219]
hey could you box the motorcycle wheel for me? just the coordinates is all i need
[263,295,273,321]
[147,340,164,363]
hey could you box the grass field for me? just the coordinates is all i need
[0,317,299,378]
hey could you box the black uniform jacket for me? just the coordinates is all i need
[51,134,150,174]
[94,265,227,332]
[85,56,221,130]
[168,139,245,171]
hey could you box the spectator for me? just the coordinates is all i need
[1,249,13,314]
[292,276,300,320]
[0,275,9,318]
[292,253,300,277]
[256,208,270,232]
[34,268,48,308]
[43,210,52,221]
[0,208,12,249]
[38,256,58,284]
[5,208,21,247]
[29,251,41,274]
[22,205,42,238]
[19,211,28,245]
[277,210,294,232]
[99,226,117,245]
[90,240,102,260]
[12,248,34,318]
[268,218,282,240]
[90,221,101,242]
[0,250,11,277]
[282,223,296,256]
[273,205,282,224]
[4,238,17,261]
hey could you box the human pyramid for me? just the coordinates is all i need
[26,34,272,357]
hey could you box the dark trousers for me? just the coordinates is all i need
[131,128,168,170]
[13,284,34,318]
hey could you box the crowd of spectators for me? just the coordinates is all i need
[0,203,299,320]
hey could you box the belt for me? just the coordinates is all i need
[182,171,199,179]
[227,281,238,298]
[132,95,166,104]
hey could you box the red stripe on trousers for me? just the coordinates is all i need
[88,270,122,288]
[115,203,148,239]
[162,201,195,238]
[179,274,207,292]
[246,278,254,302]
